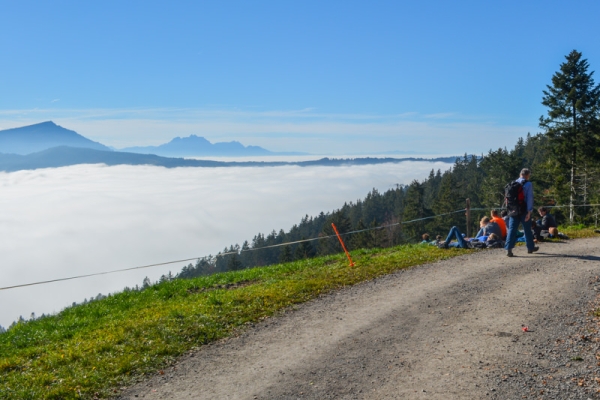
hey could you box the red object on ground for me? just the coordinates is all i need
[522,326,529,332]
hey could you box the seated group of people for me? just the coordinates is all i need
[421,207,558,250]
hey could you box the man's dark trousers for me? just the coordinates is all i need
[505,214,535,251]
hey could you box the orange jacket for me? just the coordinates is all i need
[491,216,507,239]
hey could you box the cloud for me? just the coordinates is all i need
[51,99,60,103]
[0,161,453,327]
[423,112,455,119]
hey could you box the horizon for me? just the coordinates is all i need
[1,2,599,154]
[0,120,465,157]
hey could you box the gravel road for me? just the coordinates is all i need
[119,237,600,399]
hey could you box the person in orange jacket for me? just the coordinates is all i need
[490,209,507,239]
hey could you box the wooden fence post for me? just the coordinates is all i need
[466,198,471,238]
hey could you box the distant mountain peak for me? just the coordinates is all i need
[33,121,57,126]
[167,135,211,145]
[0,121,111,155]
[120,135,273,157]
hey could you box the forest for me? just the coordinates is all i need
[172,50,600,281]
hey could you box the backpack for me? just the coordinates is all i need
[486,239,505,249]
[504,180,526,217]
[469,240,487,249]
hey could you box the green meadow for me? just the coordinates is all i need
[0,226,597,399]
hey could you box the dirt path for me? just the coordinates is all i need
[119,238,600,399]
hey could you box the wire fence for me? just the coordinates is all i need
[0,209,470,291]
[2,203,599,292]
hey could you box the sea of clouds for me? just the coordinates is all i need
[0,161,452,328]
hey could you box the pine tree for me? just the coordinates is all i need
[479,147,520,208]
[350,219,372,249]
[317,209,353,255]
[294,238,315,259]
[227,253,243,271]
[540,50,600,222]
[402,180,432,241]
[279,245,293,263]
[142,276,151,289]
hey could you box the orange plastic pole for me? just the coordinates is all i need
[331,223,355,267]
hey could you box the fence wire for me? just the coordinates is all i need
[2,203,598,291]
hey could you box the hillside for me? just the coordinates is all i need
[121,237,600,400]
[0,243,468,399]
[1,232,598,399]
[0,147,458,172]
[0,121,111,155]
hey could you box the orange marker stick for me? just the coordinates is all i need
[331,223,355,267]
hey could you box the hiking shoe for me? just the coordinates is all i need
[506,250,514,257]
[527,246,539,254]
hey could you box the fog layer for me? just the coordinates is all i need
[0,161,451,327]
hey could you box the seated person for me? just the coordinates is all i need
[422,233,444,246]
[534,206,557,240]
[441,227,503,249]
[501,209,510,226]
[484,233,504,248]
[475,216,502,239]
[441,226,470,249]
[490,209,507,239]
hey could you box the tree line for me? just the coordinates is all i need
[2,50,599,334]
[174,50,600,280]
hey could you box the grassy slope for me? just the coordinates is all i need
[0,245,468,399]
[0,227,597,399]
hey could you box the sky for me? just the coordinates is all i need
[1,1,599,154]
[0,161,452,328]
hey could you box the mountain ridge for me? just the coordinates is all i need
[119,134,300,157]
[0,146,460,172]
[0,121,306,157]
[0,121,112,155]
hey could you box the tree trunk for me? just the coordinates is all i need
[570,160,575,223]
[570,102,577,224]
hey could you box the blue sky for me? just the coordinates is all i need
[1,1,599,154]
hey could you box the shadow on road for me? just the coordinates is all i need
[533,254,600,262]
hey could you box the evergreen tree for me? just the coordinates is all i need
[142,276,151,289]
[294,238,315,259]
[540,50,600,222]
[350,219,373,249]
[479,147,520,208]
[227,253,243,271]
[402,180,432,241]
[279,245,293,263]
[318,209,352,255]
[430,171,464,234]
[239,240,252,267]
[423,169,442,210]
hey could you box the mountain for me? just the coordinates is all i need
[119,134,293,157]
[0,122,306,157]
[0,121,112,155]
[0,146,459,172]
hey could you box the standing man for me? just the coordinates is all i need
[505,168,539,257]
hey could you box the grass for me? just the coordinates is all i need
[558,225,600,239]
[0,244,468,399]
